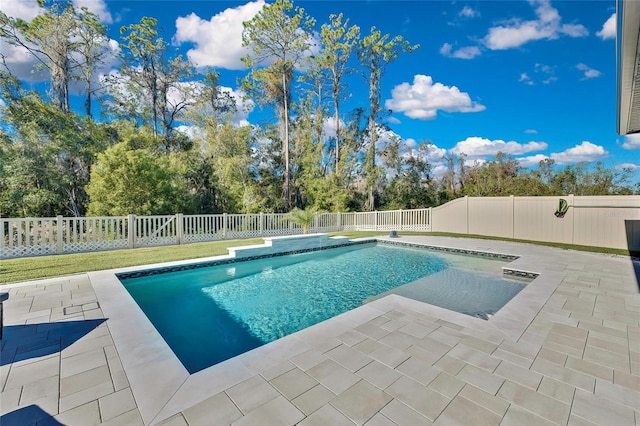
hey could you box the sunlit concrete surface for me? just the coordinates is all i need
[1,236,638,425]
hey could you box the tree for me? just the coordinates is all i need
[357,26,418,210]
[1,1,79,113]
[242,0,316,211]
[382,141,435,209]
[71,7,109,119]
[441,153,467,200]
[0,68,110,216]
[188,70,237,127]
[112,17,195,143]
[288,208,316,233]
[316,14,360,174]
[550,162,633,196]
[205,122,257,213]
[86,143,190,215]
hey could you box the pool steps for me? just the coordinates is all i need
[228,233,350,258]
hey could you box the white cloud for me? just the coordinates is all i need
[431,163,448,177]
[232,88,255,126]
[0,0,43,80]
[524,129,538,134]
[519,63,557,85]
[622,133,640,150]
[450,136,548,158]
[1,0,117,84]
[440,43,482,59]
[404,139,447,162]
[576,63,601,79]
[596,13,616,40]
[519,73,534,85]
[322,117,347,140]
[215,85,255,127]
[622,134,640,150]
[0,44,46,81]
[550,141,608,164]
[483,0,588,50]
[517,154,549,168]
[459,6,479,18]
[174,1,265,70]
[72,0,112,23]
[615,163,640,171]
[385,75,485,120]
[175,125,205,141]
[0,0,42,20]
[68,37,119,96]
[0,0,112,25]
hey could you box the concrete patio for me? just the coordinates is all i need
[1,235,638,425]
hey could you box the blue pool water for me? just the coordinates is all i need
[120,243,526,373]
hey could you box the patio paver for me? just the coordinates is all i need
[0,235,638,425]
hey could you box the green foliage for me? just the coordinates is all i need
[0,73,110,216]
[454,154,636,198]
[288,208,316,233]
[108,17,195,141]
[382,148,437,210]
[242,0,316,211]
[86,143,191,215]
[2,0,638,219]
[205,122,257,213]
[357,26,419,210]
[316,13,360,174]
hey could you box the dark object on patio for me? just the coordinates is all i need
[0,292,8,340]
[389,230,399,238]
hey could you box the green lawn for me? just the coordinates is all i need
[0,238,264,284]
[1,231,634,284]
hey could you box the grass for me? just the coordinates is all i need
[1,230,636,284]
[0,238,264,284]
[392,231,639,257]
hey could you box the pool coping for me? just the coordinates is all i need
[85,236,566,425]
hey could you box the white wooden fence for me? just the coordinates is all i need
[0,209,431,259]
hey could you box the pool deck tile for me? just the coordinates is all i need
[1,235,639,425]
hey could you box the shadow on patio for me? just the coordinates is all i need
[1,404,65,426]
[1,319,106,366]
[626,219,640,292]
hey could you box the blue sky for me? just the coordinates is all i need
[3,0,639,181]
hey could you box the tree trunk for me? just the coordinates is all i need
[282,71,291,211]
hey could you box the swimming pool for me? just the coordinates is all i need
[119,242,526,373]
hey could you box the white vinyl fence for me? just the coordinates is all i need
[3,195,638,259]
[1,209,431,259]
[430,195,640,252]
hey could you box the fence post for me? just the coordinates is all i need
[223,213,227,239]
[0,218,4,258]
[465,196,469,234]
[374,211,378,230]
[399,209,403,231]
[260,213,264,236]
[56,215,63,254]
[176,213,184,245]
[510,195,515,239]
[568,194,575,245]
[337,212,341,231]
[128,214,135,249]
